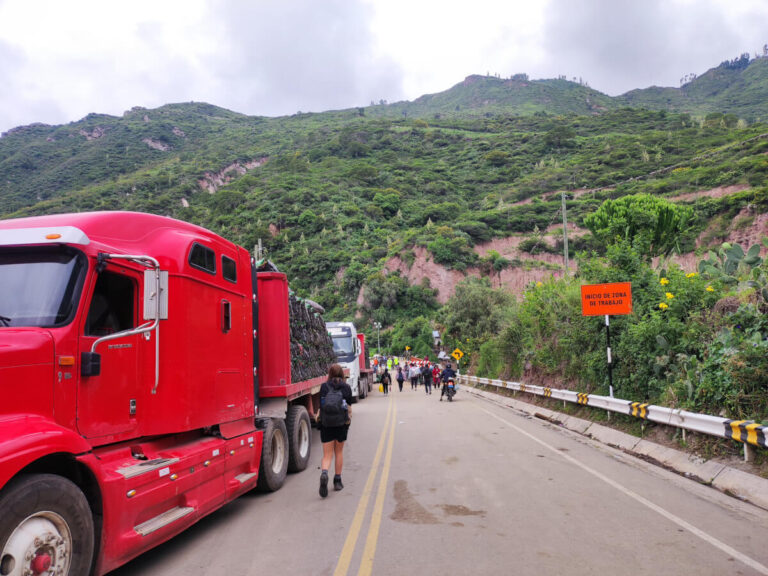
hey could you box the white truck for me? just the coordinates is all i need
[326,321,372,402]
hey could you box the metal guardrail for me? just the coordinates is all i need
[459,375,767,449]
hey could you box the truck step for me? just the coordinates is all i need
[116,457,180,479]
[134,506,194,536]
[234,472,257,484]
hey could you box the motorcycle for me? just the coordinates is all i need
[443,378,457,401]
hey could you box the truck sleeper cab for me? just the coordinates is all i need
[0,212,318,576]
[326,321,362,401]
[325,322,372,402]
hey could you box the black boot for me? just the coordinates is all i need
[333,475,344,491]
[319,471,328,498]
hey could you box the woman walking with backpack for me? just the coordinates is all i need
[396,366,405,392]
[318,364,353,498]
[380,367,391,395]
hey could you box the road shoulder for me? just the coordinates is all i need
[463,384,768,511]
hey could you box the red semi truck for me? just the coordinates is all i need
[357,333,374,391]
[0,211,332,576]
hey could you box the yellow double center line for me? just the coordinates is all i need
[334,396,397,576]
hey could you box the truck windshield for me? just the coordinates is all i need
[0,246,87,328]
[331,334,356,362]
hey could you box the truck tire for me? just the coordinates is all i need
[0,474,94,576]
[286,405,311,473]
[359,379,366,400]
[257,418,289,492]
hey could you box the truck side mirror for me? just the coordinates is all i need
[81,351,101,377]
[143,270,169,320]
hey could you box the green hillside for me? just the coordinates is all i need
[3,103,767,320]
[619,55,768,122]
[369,74,615,118]
[366,57,768,122]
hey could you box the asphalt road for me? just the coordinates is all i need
[111,384,768,576]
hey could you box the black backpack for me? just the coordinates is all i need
[322,381,348,427]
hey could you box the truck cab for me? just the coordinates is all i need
[325,322,364,401]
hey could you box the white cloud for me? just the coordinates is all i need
[364,0,549,98]
[539,0,768,94]
[0,0,766,133]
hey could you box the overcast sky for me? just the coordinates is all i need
[1,0,767,134]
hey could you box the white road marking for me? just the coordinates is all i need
[481,407,768,575]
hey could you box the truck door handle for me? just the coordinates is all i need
[221,300,231,333]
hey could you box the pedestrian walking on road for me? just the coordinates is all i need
[423,363,433,394]
[381,367,391,395]
[432,364,441,390]
[396,366,405,392]
[318,364,353,497]
[409,363,420,390]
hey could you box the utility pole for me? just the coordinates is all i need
[374,321,382,354]
[561,191,570,274]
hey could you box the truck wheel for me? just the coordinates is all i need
[0,474,94,576]
[286,405,311,473]
[257,418,289,492]
[359,380,366,400]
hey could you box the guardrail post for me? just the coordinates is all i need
[745,442,756,463]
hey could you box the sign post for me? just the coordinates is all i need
[605,314,613,397]
[580,282,632,397]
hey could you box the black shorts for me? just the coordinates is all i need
[321,425,349,443]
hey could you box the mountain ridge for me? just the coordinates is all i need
[3,54,768,140]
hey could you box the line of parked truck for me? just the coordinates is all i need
[0,211,374,576]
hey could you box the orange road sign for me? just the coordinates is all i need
[581,282,632,316]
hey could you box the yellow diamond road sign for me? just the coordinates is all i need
[451,348,464,361]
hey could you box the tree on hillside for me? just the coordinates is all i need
[390,316,434,358]
[544,125,576,150]
[583,193,693,259]
[479,249,511,287]
[440,277,513,341]
[361,271,439,326]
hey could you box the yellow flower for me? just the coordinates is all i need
[706,285,715,292]
[666,292,674,299]
[536,281,543,287]
[660,277,669,285]
[658,302,669,310]
[686,272,697,278]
